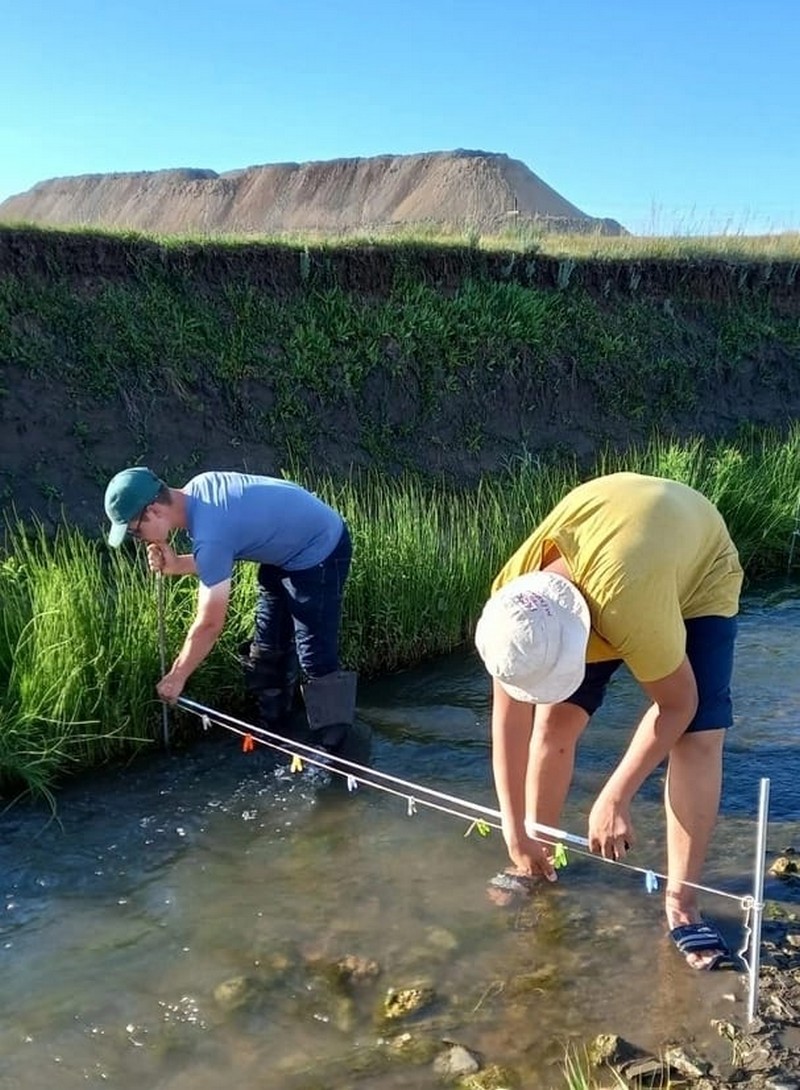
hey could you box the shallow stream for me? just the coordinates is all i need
[1,587,798,1089]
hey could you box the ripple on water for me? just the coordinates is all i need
[0,590,797,1088]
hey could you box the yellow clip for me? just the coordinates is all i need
[290,754,304,773]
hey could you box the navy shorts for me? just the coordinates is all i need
[565,615,737,732]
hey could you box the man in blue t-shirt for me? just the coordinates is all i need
[103,466,365,759]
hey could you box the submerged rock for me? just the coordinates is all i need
[307,951,381,988]
[588,1033,637,1068]
[432,1041,482,1078]
[663,1044,711,1079]
[380,982,437,1022]
[212,975,261,1013]
[458,1063,520,1089]
[505,964,560,995]
[382,1031,441,1065]
[769,855,799,880]
[618,1055,677,1088]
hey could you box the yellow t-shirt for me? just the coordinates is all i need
[491,473,743,683]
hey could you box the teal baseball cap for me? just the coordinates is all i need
[104,467,165,547]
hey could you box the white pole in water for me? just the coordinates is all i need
[746,777,770,1025]
[156,572,170,751]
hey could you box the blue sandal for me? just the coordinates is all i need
[669,921,742,971]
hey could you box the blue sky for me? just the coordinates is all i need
[2,0,798,234]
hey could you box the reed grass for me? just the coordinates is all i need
[1,429,799,800]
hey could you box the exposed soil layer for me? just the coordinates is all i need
[1,226,799,536]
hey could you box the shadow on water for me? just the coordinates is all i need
[0,587,798,1088]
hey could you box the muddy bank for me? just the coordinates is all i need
[2,227,800,535]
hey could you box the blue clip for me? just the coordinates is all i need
[644,870,659,893]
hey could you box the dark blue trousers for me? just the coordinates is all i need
[253,523,351,680]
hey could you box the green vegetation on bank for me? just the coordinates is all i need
[1,224,799,800]
[2,224,800,505]
[2,430,799,802]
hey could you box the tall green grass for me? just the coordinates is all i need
[1,429,799,800]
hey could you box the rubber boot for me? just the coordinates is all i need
[239,641,301,736]
[301,670,371,764]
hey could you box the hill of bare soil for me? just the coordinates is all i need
[0,149,625,236]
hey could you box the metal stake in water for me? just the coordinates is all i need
[746,777,770,1024]
[156,572,170,751]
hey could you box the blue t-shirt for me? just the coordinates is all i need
[183,472,344,588]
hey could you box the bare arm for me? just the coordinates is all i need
[169,554,197,576]
[589,655,699,857]
[156,580,231,702]
[491,680,557,880]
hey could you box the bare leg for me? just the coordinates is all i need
[664,727,725,968]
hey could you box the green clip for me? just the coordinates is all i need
[553,843,569,869]
[464,819,492,839]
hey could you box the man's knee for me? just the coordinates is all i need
[673,726,725,762]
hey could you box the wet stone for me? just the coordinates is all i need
[432,1042,482,1077]
[769,856,800,879]
[619,1057,677,1088]
[712,1018,741,1041]
[380,983,436,1022]
[426,926,459,952]
[382,1031,440,1065]
[458,1063,520,1089]
[212,975,260,1013]
[663,1044,711,1079]
[588,1033,638,1067]
[335,953,381,984]
[738,1042,774,1072]
[505,964,560,995]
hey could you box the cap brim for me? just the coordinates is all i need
[107,521,128,548]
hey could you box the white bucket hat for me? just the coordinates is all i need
[474,571,591,704]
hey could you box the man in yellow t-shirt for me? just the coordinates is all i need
[474,472,743,971]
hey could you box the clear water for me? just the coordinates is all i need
[1,587,798,1089]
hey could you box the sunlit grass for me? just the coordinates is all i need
[1,429,799,800]
[3,219,800,261]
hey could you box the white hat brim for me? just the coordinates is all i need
[476,570,590,704]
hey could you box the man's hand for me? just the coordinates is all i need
[157,670,187,705]
[147,542,179,575]
[505,832,558,882]
[588,792,634,860]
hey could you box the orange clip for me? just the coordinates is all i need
[242,734,255,753]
